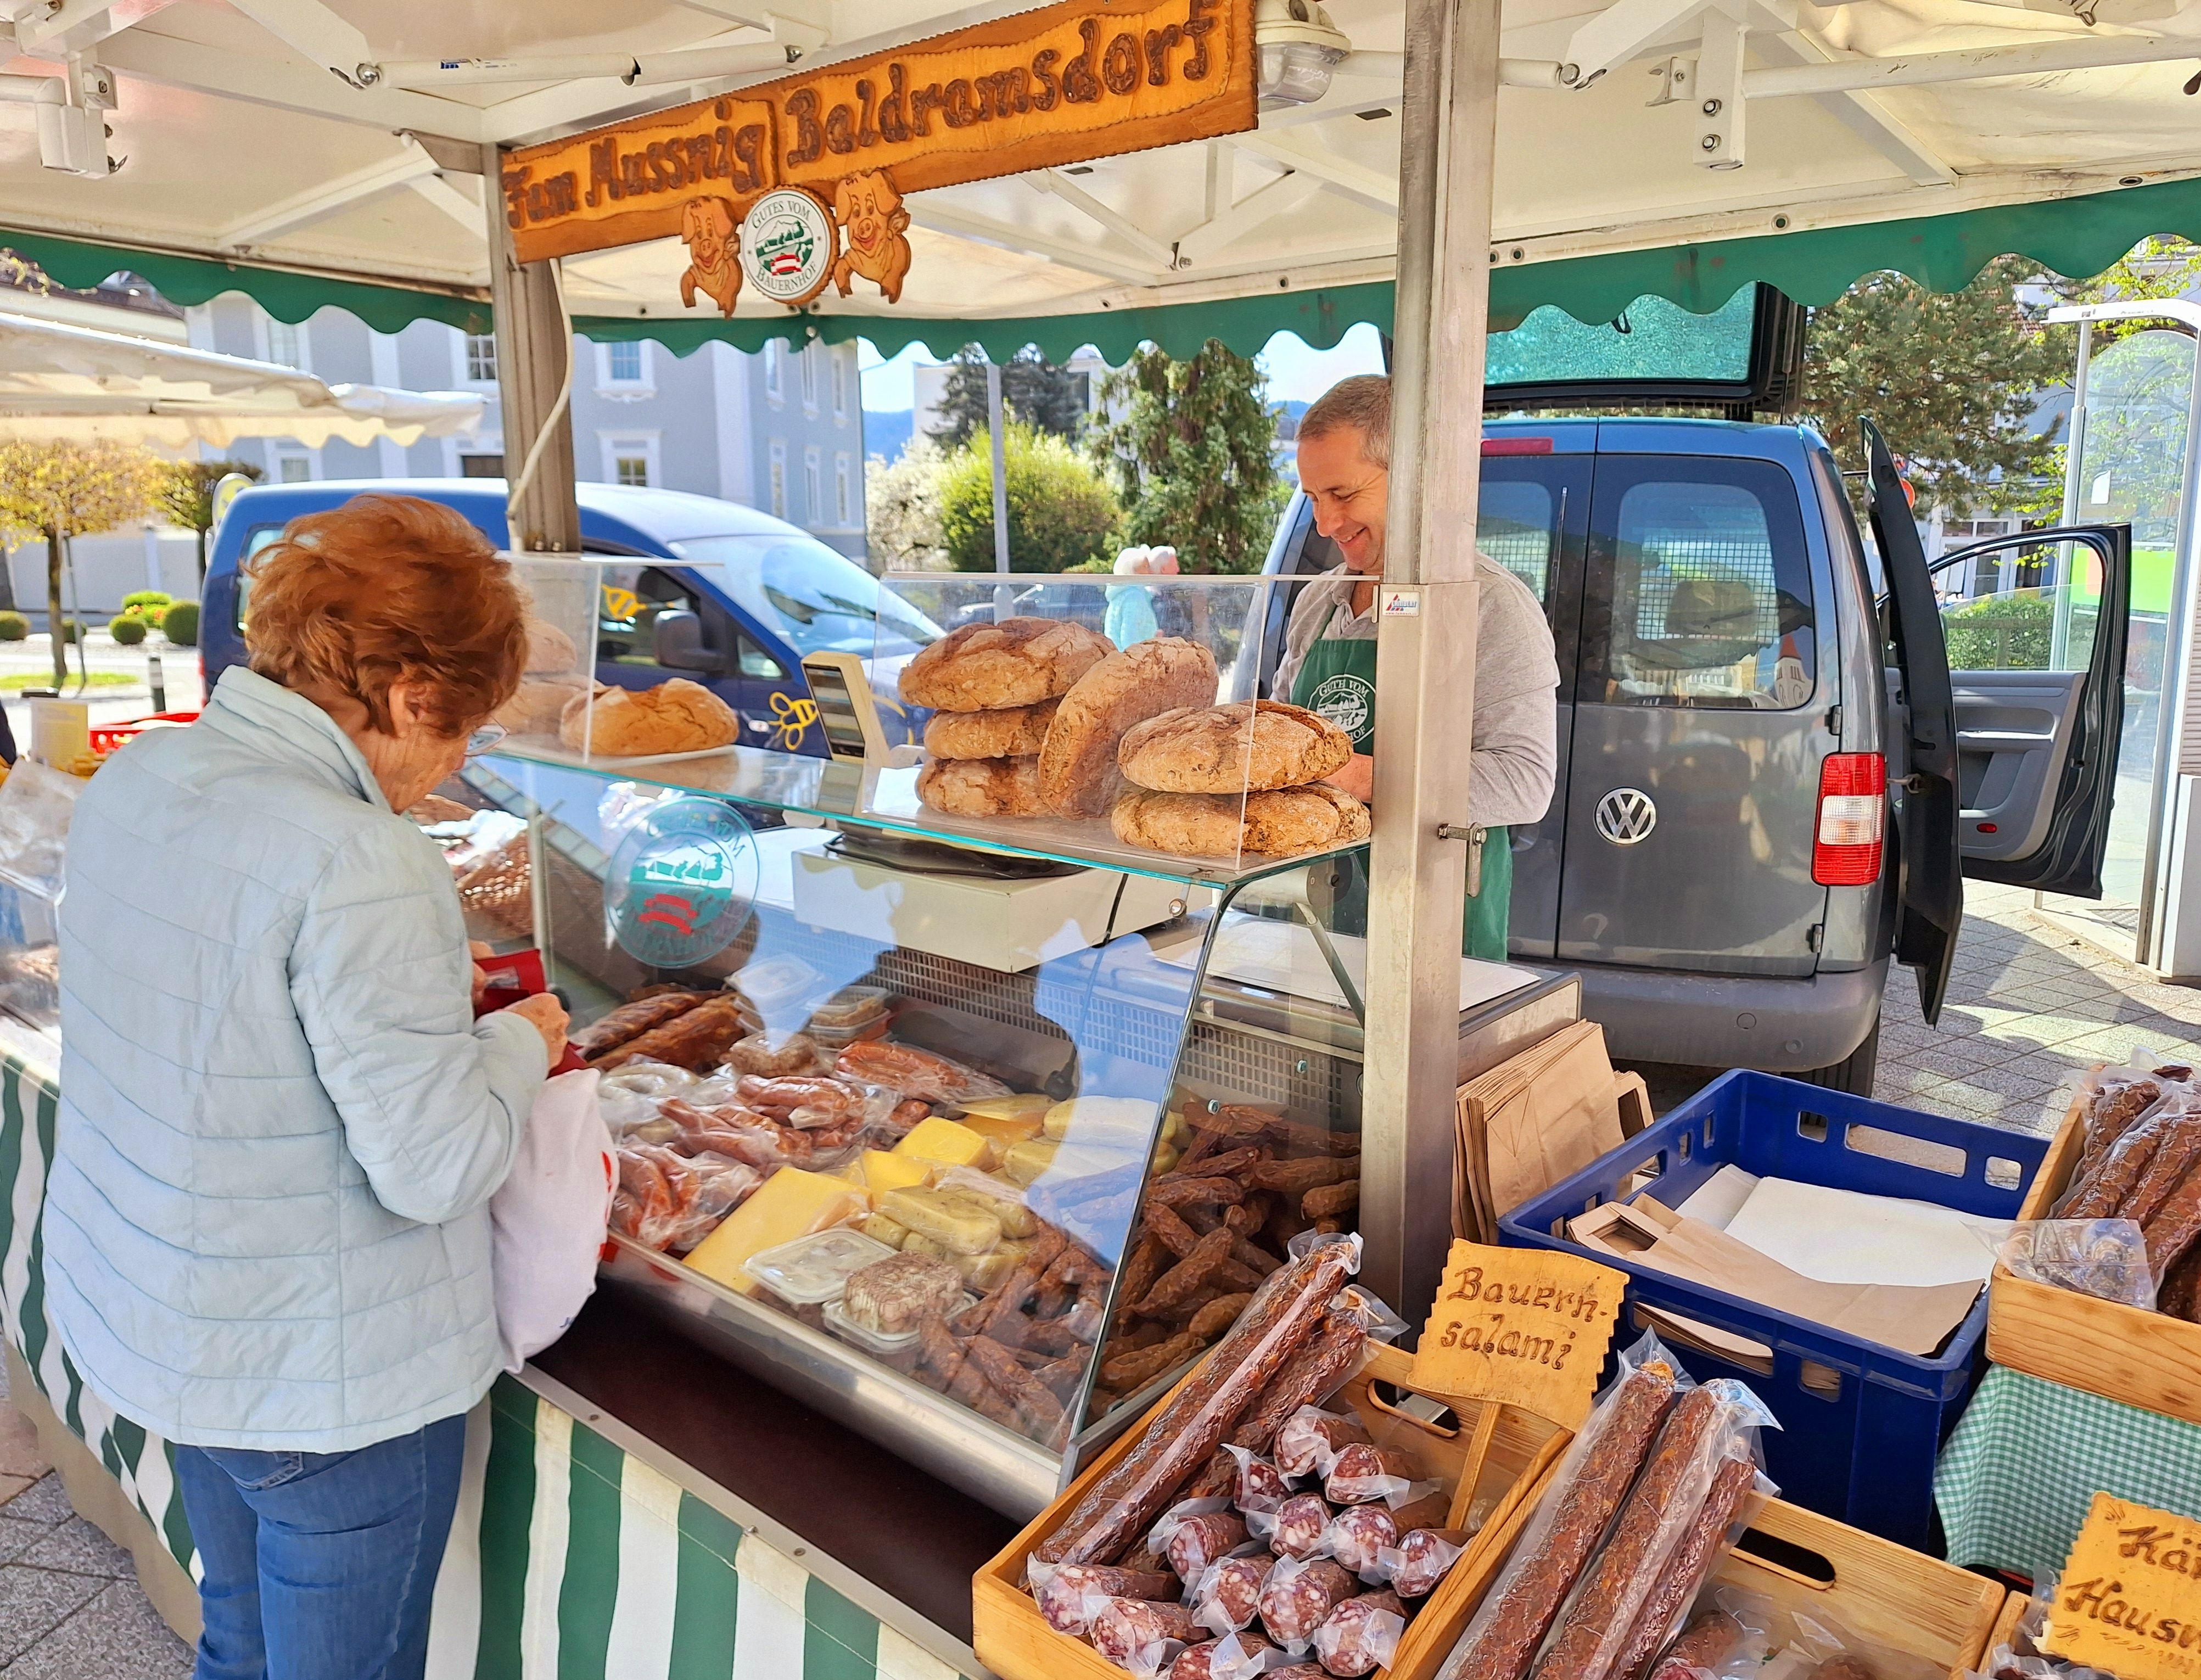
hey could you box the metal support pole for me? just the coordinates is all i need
[1360,0,1499,1329]
[2049,320,2090,674]
[482,142,580,554]
[988,359,1013,620]
[2138,331,2201,967]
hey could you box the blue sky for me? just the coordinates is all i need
[856,321,1388,411]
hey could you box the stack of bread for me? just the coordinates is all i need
[902,617,1115,817]
[1112,699,1370,858]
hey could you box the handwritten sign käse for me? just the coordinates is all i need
[1409,1241,1625,1430]
[2046,1493,2201,1678]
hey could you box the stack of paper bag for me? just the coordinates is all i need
[1453,1019,1646,1242]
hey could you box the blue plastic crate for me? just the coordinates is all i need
[1498,1069,2048,1552]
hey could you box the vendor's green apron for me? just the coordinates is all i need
[1291,607,1511,961]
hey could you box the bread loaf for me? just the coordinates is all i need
[1111,785,1370,858]
[559,680,740,757]
[922,698,1059,759]
[899,617,1112,711]
[523,617,578,674]
[496,674,589,736]
[1038,637,1218,817]
[1118,699,1353,794]
[916,754,1048,817]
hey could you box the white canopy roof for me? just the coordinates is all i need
[1,0,2198,339]
[0,308,488,445]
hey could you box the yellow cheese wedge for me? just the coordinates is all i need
[893,1116,993,1171]
[960,1110,1046,1150]
[860,1149,932,1200]
[958,1094,1053,1123]
[683,1169,866,1295]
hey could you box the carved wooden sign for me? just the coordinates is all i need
[500,0,1255,310]
[2046,1493,2201,1677]
[1409,1241,1627,1430]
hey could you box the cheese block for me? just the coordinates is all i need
[684,1169,866,1295]
[958,1094,1054,1124]
[860,1150,932,1201]
[879,1186,1003,1255]
[892,1117,994,1171]
[959,1110,1048,1151]
[1043,1096,1162,1144]
[1000,1136,1145,1189]
[860,1213,912,1249]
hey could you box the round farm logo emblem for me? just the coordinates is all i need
[1310,671,1375,748]
[604,796,759,967]
[739,188,837,307]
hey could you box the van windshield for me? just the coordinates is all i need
[668,533,942,657]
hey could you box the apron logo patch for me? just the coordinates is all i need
[1310,671,1375,742]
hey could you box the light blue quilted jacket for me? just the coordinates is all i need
[44,667,547,1452]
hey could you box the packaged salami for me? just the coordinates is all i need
[1027,1559,1179,1638]
[1251,1492,1336,1561]
[1312,1589,1408,1677]
[1258,1556,1359,1653]
[1322,1503,1399,1582]
[1222,1444,1293,1518]
[1998,1218,2157,1309]
[1191,1550,1276,1637]
[1275,1405,1372,1480]
[1438,1331,1690,1680]
[1149,1500,1250,1586]
[1168,1630,1278,1680]
[1380,1527,1467,1599]
[1324,1443,1424,1507]
[1531,1375,1778,1680]
[1090,1597,1204,1678]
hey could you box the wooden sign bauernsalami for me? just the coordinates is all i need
[1409,1241,1626,1430]
[502,0,1255,268]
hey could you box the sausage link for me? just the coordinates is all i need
[1610,1456,1760,1680]
[1310,1589,1407,1677]
[1227,1311,1370,1455]
[2114,1114,2201,1225]
[2063,1110,2176,1219]
[1256,1558,1357,1648]
[1644,1612,1746,1680]
[1530,1385,1727,1680]
[1448,1361,1679,1680]
[2144,1159,2201,1274]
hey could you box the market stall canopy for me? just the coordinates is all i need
[4,0,2201,355]
[0,309,488,445]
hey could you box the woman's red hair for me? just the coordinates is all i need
[245,494,527,735]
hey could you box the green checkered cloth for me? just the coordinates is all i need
[1937,1364,2201,1584]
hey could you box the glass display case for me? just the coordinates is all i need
[437,567,1554,1519]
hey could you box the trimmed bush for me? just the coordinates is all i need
[110,615,147,646]
[938,422,1123,574]
[120,590,171,614]
[161,600,199,647]
[0,614,27,642]
[57,620,83,646]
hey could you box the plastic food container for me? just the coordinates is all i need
[822,1291,976,1375]
[741,1229,897,1305]
[730,956,824,1024]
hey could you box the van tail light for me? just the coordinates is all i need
[1813,753,1886,886]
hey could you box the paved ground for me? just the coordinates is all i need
[0,878,2190,1676]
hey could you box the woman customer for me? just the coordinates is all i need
[43,494,568,1680]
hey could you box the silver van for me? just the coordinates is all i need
[1253,415,2131,1094]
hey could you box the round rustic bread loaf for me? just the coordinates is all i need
[1110,783,1371,857]
[916,754,1048,817]
[523,617,578,675]
[496,673,589,735]
[922,697,1060,760]
[1038,637,1219,818]
[1117,699,1353,793]
[899,618,1113,711]
[559,679,740,757]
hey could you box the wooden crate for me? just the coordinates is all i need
[1978,1587,2028,1671]
[1699,1497,2006,1679]
[973,1342,1569,1680]
[1984,1083,2201,1425]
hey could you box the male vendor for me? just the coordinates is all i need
[1272,374,1559,960]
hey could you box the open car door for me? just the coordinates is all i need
[1928,524,2132,898]
[1866,420,1962,1025]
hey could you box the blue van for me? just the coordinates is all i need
[201,479,944,757]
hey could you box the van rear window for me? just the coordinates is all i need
[1582,458,1816,709]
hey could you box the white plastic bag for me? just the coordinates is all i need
[491,1067,615,1371]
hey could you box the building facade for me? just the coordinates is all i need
[183,298,869,558]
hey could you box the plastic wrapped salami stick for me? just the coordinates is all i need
[1313,1589,1409,1677]
[2059,1104,2181,1219]
[1222,1444,1293,1517]
[1258,1556,1360,1652]
[1437,1332,1686,1680]
[1530,1377,1780,1680]
[1035,1234,1365,1569]
[1607,1457,1769,1680]
[1998,1219,2157,1309]
[1324,1502,1401,1581]
[1324,1442,1422,1507]
[1253,1492,1336,1561]
[1089,1597,1205,1679]
[1149,1502,1250,1586]
[1228,1284,1406,1457]
[1027,1559,1179,1638]
[1642,1611,1748,1680]
[1381,1527,1469,1599]
[1275,1405,1373,1480]
[1190,1550,1275,1637]
[1168,1630,1277,1680]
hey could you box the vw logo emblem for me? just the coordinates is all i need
[1595,787,1657,845]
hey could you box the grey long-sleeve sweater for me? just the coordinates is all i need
[1269,555,1560,827]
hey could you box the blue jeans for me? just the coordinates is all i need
[172,1416,465,1680]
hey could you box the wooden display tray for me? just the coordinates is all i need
[1984,1079,2201,1425]
[1981,1587,2029,1668]
[973,1341,1570,1680]
[1696,1498,2007,1679]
